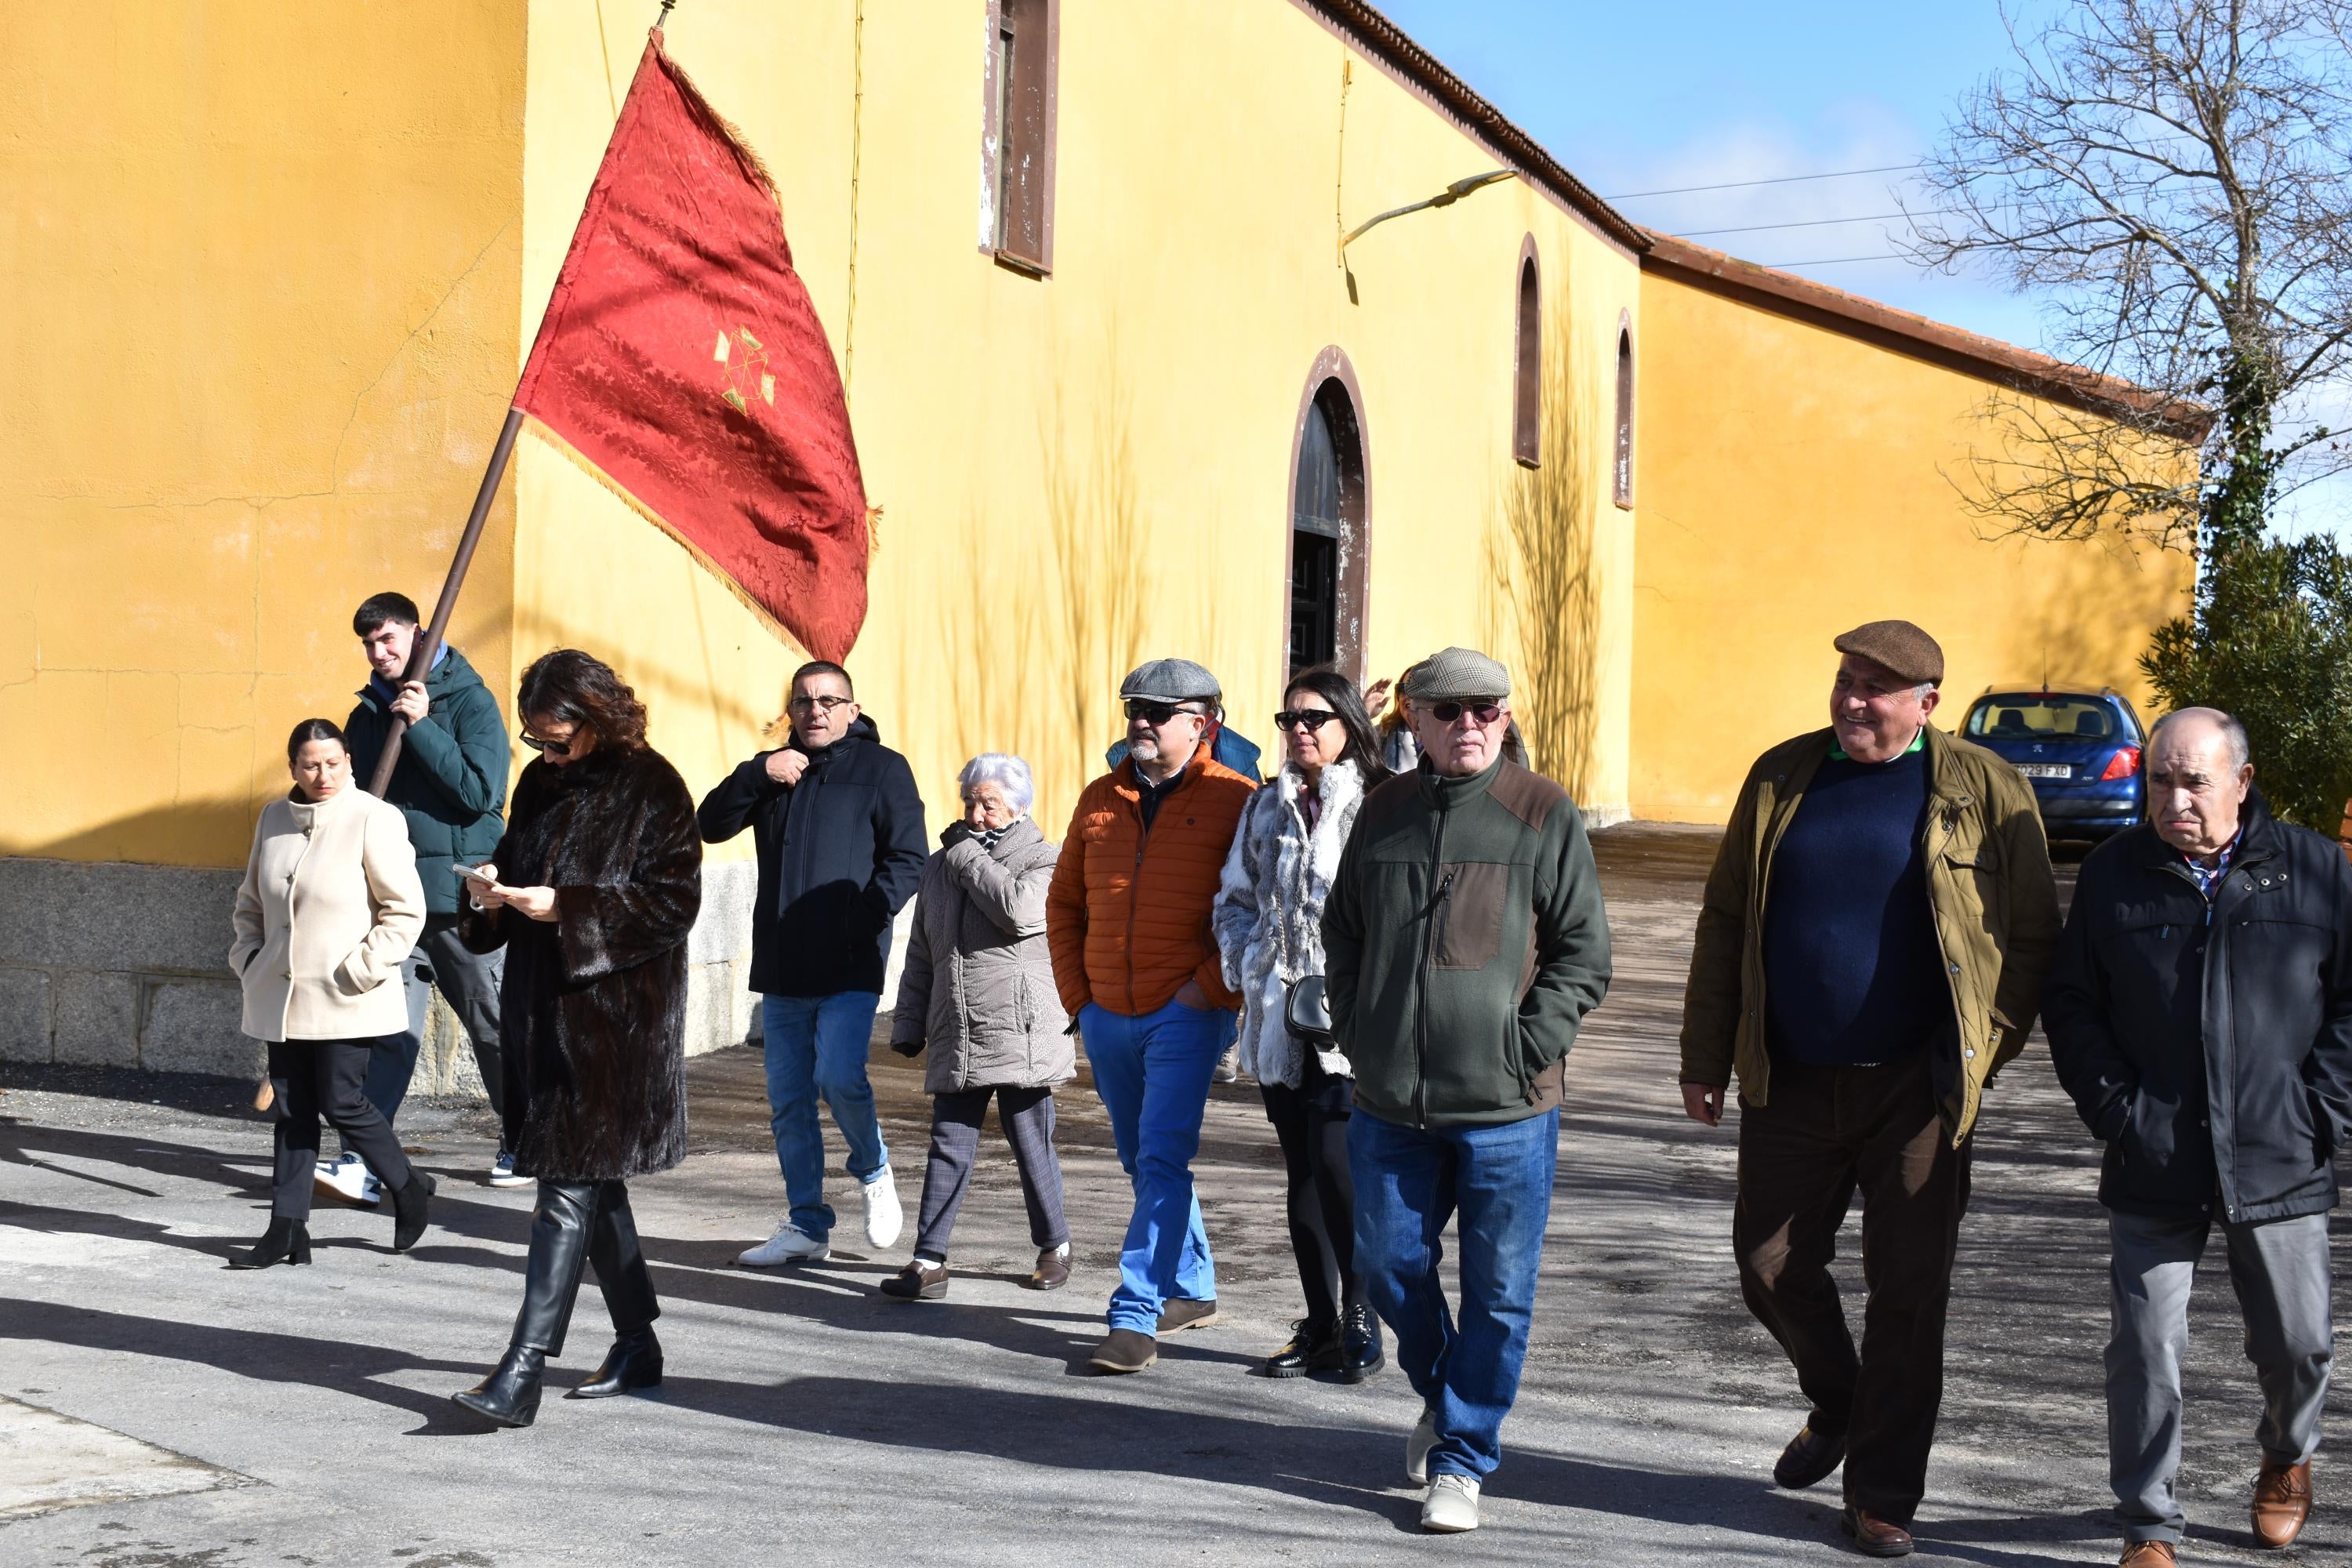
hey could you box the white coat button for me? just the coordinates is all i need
[1963,1047,1976,1060]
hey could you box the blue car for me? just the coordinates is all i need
[1958,686,2147,844]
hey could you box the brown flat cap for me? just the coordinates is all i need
[1834,620,1944,686]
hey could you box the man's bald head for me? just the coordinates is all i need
[2148,706,2251,772]
[2147,706,2254,860]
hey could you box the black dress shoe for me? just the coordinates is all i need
[391,1171,437,1253]
[1263,1319,1340,1378]
[1338,1302,1385,1383]
[453,1345,545,1428]
[230,1218,311,1269]
[568,1328,662,1399]
[1774,1421,1848,1490]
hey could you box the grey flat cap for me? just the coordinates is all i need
[1401,647,1511,702]
[1120,657,1221,704]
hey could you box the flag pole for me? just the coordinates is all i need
[366,405,525,796]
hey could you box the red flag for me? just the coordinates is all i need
[514,31,869,660]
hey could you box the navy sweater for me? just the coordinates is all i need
[1762,745,1948,1065]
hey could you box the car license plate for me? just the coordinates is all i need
[2016,763,2072,779]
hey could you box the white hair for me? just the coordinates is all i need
[957,752,1035,812]
[2151,706,2251,771]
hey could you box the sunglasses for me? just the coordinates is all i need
[1125,699,1203,726]
[519,729,575,757]
[1428,701,1504,725]
[1274,710,1340,732]
[787,694,854,713]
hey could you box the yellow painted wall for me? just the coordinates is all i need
[0,1,528,867]
[1630,268,2194,824]
[515,0,1642,847]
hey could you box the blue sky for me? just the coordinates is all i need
[1374,1,2042,348]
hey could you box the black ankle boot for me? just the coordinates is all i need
[1338,1301,1385,1383]
[452,1345,545,1428]
[230,1217,311,1269]
[1263,1317,1341,1378]
[391,1170,437,1253]
[568,1327,663,1399]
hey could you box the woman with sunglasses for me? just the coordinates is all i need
[1211,666,1392,1381]
[448,649,702,1428]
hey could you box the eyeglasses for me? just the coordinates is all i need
[788,694,854,713]
[1274,710,1340,732]
[1428,701,1505,725]
[519,729,576,757]
[1125,699,1203,726]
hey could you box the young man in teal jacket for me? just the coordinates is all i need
[1323,647,1612,1534]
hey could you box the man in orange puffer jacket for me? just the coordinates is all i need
[1047,658,1257,1374]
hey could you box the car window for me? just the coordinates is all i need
[1965,695,2120,742]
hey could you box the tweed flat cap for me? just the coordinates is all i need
[1401,647,1512,702]
[1120,657,1221,704]
[1834,620,1944,686]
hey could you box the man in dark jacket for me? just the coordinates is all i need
[2045,707,2352,1564]
[335,591,515,1196]
[1678,620,2061,1559]
[699,659,927,1265]
[1323,647,1611,1534]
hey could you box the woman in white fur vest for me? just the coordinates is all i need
[1212,666,1392,1381]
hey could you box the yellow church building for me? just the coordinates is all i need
[0,0,2189,1080]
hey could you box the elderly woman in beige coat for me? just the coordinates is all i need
[880,753,1073,1301]
[227,717,430,1269]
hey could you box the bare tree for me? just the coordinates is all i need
[1907,0,2352,559]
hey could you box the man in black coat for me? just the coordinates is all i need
[699,659,927,1266]
[2046,707,2352,1563]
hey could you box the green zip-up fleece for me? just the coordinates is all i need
[1323,757,1613,1127]
[1678,724,2062,1146]
[343,646,509,916]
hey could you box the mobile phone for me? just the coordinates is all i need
[453,863,494,884]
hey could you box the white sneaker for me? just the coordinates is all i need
[313,1155,382,1207]
[737,1223,829,1267]
[1420,1475,1480,1534]
[487,1149,529,1188]
[862,1167,903,1249]
[1406,1406,1439,1486]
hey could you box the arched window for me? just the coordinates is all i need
[1613,314,1635,507]
[1287,350,1370,680]
[1513,238,1541,468]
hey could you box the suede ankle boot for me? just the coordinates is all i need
[391,1170,437,1253]
[230,1217,311,1270]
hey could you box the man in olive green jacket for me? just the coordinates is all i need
[1325,648,1612,1534]
[1679,620,2059,1559]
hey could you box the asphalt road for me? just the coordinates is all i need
[1,825,2343,1566]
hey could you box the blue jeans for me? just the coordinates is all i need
[1352,1107,1559,1482]
[1080,999,1230,1333]
[761,992,888,1242]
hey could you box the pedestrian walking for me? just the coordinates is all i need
[450,650,701,1429]
[320,590,518,1209]
[1210,666,1390,1381]
[2045,708,2352,1564]
[699,660,927,1266]
[1323,646,1611,1533]
[881,753,1073,1301]
[227,718,430,1269]
[1677,620,2060,1559]
[1047,658,1255,1375]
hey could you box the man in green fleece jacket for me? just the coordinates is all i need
[1323,647,1612,1534]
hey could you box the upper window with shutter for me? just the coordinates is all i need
[979,0,1058,275]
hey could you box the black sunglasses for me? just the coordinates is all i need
[1125,699,1203,725]
[1428,701,1504,725]
[1274,710,1340,732]
[519,729,575,757]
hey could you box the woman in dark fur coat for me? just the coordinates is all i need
[449,649,701,1428]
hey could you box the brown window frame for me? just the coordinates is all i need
[979,0,1058,277]
[1512,236,1541,469]
[1613,310,1635,508]
[1283,347,1373,684]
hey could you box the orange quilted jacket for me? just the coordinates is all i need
[1045,750,1256,1017]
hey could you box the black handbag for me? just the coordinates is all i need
[1283,974,1334,1044]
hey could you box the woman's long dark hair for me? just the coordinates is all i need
[1283,666,1392,783]
[285,717,345,765]
[516,648,648,751]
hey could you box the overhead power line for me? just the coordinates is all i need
[1677,210,1923,239]
[1605,162,1922,200]
[1761,252,1910,267]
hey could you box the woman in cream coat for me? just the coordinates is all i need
[228,717,430,1268]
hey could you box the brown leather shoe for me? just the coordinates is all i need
[877,1259,948,1301]
[1157,1297,1222,1333]
[2251,1458,2312,1548]
[1773,1423,1847,1490]
[1839,1506,1914,1558]
[1087,1328,1157,1374]
[2118,1542,2176,1566]
[1027,1246,1069,1291]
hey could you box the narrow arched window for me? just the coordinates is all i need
[1513,241,1541,468]
[1613,319,1635,507]
[1287,350,1371,681]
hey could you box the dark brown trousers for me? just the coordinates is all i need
[1733,1052,1971,1523]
